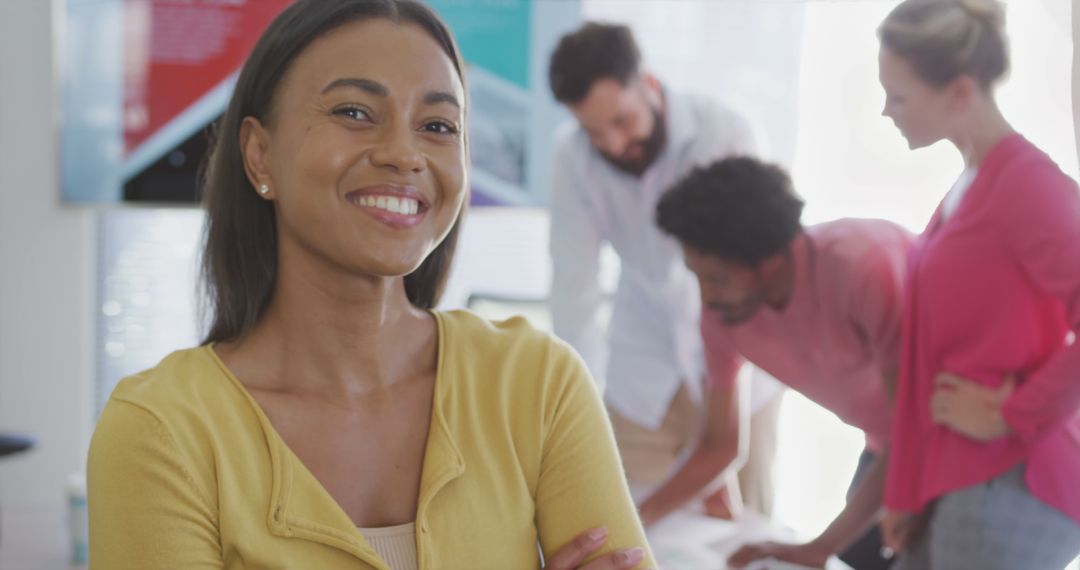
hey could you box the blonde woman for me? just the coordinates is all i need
[878,1,1080,568]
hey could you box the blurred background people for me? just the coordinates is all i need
[546,21,784,522]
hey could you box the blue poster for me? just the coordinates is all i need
[427,0,579,206]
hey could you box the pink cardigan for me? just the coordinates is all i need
[885,134,1080,525]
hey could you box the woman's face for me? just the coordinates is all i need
[244,18,467,280]
[878,47,954,150]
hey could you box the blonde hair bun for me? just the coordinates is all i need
[879,0,1009,88]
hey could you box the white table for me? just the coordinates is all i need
[646,508,853,570]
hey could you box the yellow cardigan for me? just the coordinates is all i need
[88,310,654,569]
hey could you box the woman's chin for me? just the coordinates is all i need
[902,132,942,151]
[337,256,425,281]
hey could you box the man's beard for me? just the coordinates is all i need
[598,105,667,177]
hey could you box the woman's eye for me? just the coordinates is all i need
[333,106,371,121]
[422,121,459,135]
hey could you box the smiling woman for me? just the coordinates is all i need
[84,2,653,570]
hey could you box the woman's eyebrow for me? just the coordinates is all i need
[321,77,388,97]
[320,78,460,112]
[423,90,460,110]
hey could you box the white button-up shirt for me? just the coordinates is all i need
[549,91,778,429]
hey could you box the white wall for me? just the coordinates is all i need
[0,0,96,512]
[583,1,804,169]
[1074,0,1079,166]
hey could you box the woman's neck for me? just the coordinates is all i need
[951,101,1014,169]
[222,244,436,399]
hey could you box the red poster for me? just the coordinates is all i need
[123,0,291,156]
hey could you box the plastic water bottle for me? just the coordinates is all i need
[66,472,88,565]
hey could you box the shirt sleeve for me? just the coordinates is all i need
[701,311,745,390]
[88,398,222,569]
[723,111,760,158]
[998,160,1080,442]
[548,139,608,384]
[695,102,761,163]
[534,344,655,569]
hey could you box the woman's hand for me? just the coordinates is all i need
[544,527,647,570]
[880,510,924,554]
[726,540,833,568]
[931,372,1015,442]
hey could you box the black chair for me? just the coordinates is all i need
[0,433,34,458]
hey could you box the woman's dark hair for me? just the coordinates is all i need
[879,0,1009,89]
[548,22,641,104]
[656,157,804,266]
[200,0,467,344]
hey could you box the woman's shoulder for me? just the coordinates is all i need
[105,345,239,421]
[988,136,1079,219]
[432,309,602,431]
[89,346,243,519]
[434,309,588,381]
[992,136,1076,193]
[436,309,561,348]
[92,345,261,477]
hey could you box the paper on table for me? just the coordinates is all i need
[646,508,852,570]
[647,508,786,569]
[741,557,854,570]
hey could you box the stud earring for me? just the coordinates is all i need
[258,184,270,195]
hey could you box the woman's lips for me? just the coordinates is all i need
[345,187,429,229]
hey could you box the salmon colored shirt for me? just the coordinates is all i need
[702,219,913,451]
[885,134,1080,525]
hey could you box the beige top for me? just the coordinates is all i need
[358,522,418,570]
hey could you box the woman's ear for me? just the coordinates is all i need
[946,75,981,113]
[240,116,275,198]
